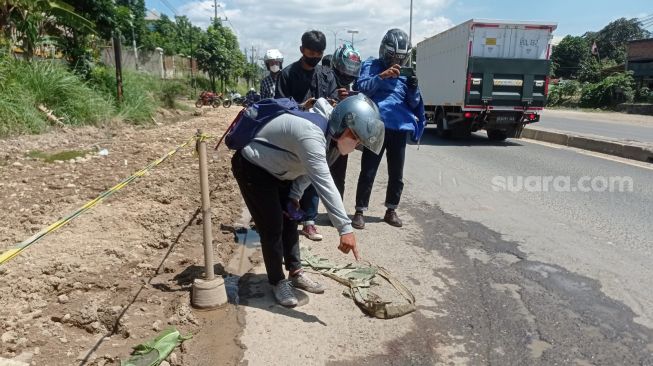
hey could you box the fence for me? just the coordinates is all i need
[101,46,200,80]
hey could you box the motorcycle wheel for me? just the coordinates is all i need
[223,100,232,108]
[211,100,220,108]
[195,99,203,108]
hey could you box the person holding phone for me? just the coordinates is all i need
[352,28,426,230]
[329,42,363,199]
[275,30,340,242]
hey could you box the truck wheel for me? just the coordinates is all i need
[487,129,508,141]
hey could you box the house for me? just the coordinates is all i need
[626,38,653,89]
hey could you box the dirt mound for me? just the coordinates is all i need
[0,105,244,365]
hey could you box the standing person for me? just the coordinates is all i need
[231,96,385,307]
[321,54,333,68]
[275,30,346,241]
[260,49,284,99]
[329,43,363,199]
[352,28,426,229]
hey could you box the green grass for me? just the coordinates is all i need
[0,58,115,137]
[0,55,190,138]
[26,149,90,162]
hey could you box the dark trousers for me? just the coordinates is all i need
[355,129,408,211]
[329,154,348,199]
[299,184,319,225]
[231,152,301,285]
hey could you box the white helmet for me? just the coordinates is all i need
[264,49,284,71]
[264,49,283,62]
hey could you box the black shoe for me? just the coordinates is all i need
[352,211,365,230]
[384,209,403,227]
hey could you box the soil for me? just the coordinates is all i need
[0,104,246,365]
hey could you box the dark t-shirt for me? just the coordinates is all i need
[275,60,339,103]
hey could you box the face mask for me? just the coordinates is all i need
[336,73,356,87]
[269,65,280,73]
[336,134,359,155]
[303,56,322,68]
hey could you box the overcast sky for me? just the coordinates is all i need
[145,0,652,65]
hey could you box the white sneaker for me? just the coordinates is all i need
[291,271,326,293]
[301,224,323,241]
[272,279,298,307]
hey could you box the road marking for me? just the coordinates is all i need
[522,138,653,171]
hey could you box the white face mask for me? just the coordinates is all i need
[269,65,280,73]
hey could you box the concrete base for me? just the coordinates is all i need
[191,277,228,309]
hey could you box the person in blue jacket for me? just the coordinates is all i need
[352,28,425,229]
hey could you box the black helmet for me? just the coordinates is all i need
[379,28,411,67]
[328,94,385,155]
[321,54,333,68]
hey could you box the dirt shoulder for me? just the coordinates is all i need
[0,106,244,365]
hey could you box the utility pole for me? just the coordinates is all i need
[409,0,413,64]
[113,31,124,103]
[347,30,359,46]
[409,0,413,46]
[250,45,255,65]
[129,0,139,70]
[211,0,228,25]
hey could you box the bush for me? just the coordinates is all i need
[160,80,188,109]
[0,57,115,136]
[547,80,580,106]
[634,86,651,102]
[88,67,184,123]
[579,72,635,108]
[0,55,188,137]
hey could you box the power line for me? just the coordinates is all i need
[159,0,178,16]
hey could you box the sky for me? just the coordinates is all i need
[144,0,652,65]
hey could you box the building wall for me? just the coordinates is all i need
[627,39,653,61]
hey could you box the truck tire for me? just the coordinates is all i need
[487,129,508,141]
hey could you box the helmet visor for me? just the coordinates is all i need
[350,117,385,155]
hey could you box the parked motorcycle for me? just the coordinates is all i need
[222,91,243,108]
[195,91,223,108]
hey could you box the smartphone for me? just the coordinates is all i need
[399,66,415,77]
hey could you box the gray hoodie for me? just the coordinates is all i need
[240,101,352,235]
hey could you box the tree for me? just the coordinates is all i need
[115,0,146,47]
[1,0,95,61]
[140,15,204,56]
[587,18,651,63]
[195,22,244,92]
[64,0,117,75]
[551,36,589,79]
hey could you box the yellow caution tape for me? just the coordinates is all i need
[0,135,198,267]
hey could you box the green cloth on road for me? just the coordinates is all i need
[121,328,192,366]
[301,248,416,319]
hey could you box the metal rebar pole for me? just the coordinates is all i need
[197,131,214,280]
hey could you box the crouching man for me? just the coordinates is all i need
[231,95,385,307]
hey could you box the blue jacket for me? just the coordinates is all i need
[354,57,426,142]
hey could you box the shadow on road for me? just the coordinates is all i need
[238,272,327,326]
[416,127,524,147]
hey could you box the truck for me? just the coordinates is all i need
[416,19,557,141]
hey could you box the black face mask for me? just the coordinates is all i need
[336,73,356,87]
[302,56,322,68]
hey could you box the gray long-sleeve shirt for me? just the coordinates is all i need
[241,113,353,235]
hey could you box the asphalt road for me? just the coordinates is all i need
[537,109,653,143]
[237,124,653,365]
